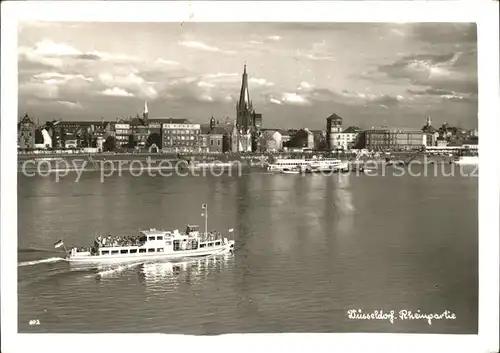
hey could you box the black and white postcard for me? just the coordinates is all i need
[1,2,499,353]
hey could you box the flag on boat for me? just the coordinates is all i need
[54,239,64,248]
[228,228,234,232]
[201,204,207,209]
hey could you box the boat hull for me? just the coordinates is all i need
[453,156,479,165]
[67,241,234,264]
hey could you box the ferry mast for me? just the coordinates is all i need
[202,203,208,235]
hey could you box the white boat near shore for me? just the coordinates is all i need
[189,161,235,168]
[453,156,479,165]
[267,157,348,173]
[452,150,479,165]
[281,169,300,174]
[57,204,235,264]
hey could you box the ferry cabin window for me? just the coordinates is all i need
[111,250,119,255]
[173,240,181,251]
[157,236,163,241]
[139,248,146,253]
[199,243,206,248]
[156,248,164,252]
[207,242,214,247]
[130,249,138,254]
[215,241,221,246]
[120,249,128,254]
[148,237,154,241]
[147,248,155,253]
[101,250,110,255]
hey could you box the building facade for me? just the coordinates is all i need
[161,123,201,152]
[260,130,283,152]
[18,113,36,150]
[208,133,224,152]
[363,128,425,151]
[326,113,343,150]
[115,123,131,147]
[325,114,360,150]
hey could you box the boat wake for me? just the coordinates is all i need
[95,262,144,279]
[18,247,56,254]
[18,257,67,267]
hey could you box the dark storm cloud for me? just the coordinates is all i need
[371,94,401,107]
[410,23,477,44]
[374,50,477,95]
[76,53,101,60]
[407,88,456,96]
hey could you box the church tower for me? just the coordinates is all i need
[143,100,149,124]
[236,64,254,133]
[210,115,216,130]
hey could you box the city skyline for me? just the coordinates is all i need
[18,22,478,129]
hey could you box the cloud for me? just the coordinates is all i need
[33,72,94,84]
[156,58,180,66]
[269,97,283,105]
[178,41,235,55]
[407,87,477,103]
[19,39,95,68]
[297,81,313,91]
[197,81,216,88]
[371,94,402,107]
[281,93,309,105]
[56,100,83,109]
[76,53,101,61]
[410,23,477,45]
[19,82,60,99]
[100,87,135,97]
[203,72,239,81]
[371,50,477,95]
[407,88,455,96]
[98,72,158,99]
[30,39,81,57]
[199,95,214,102]
[268,35,281,41]
[305,53,335,61]
[391,28,406,37]
[19,39,141,71]
[249,77,274,87]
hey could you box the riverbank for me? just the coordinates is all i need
[17,151,455,172]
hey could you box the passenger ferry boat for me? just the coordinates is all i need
[58,205,235,263]
[267,157,348,173]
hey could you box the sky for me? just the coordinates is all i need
[17,22,477,130]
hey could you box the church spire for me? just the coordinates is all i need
[238,64,251,111]
[143,100,149,121]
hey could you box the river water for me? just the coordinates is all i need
[18,164,478,334]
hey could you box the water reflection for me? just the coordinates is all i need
[138,253,233,289]
[333,173,355,234]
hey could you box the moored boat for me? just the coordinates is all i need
[452,149,479,165]
[281,169,300,174]
[267,156,348,173]
[189,161,235,168]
